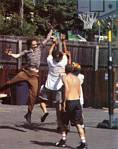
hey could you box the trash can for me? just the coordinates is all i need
[16,81,29,105]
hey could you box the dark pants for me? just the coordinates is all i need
[1,69,39,113]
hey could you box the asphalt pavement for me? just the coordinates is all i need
[0,103,118,149]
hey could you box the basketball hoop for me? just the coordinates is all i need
[78,12,98,29]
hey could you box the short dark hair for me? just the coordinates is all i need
[65,64,73,74]
[73,68,80,76]
[26,37,38,50]
[52,49,63,62]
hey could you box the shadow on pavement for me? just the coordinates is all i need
[15,122,57,132]
[30,140,75,149]
[0,125,26,132]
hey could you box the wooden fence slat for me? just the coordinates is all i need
[0,36,118,107]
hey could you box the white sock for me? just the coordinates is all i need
[81,137,86,143]
[62,132,66,140]
[81,124,85,128]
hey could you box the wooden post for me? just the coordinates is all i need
[20,0,24,28]
[17,40,22,70]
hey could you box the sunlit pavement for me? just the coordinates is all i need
[0,103,118,149]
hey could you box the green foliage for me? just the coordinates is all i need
[1,0,117,41]
[0,0,79,36]
[22,20,37,36]
[0,14,21,35]
[0,13,37,36]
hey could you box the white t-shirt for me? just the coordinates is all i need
[45,54,68,90]
[78,73,84,106]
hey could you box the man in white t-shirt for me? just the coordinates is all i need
[45,49,67,91]
[39,38,68,131]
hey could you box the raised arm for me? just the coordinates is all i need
[62,38,71,64]
[42,29,53,45]
[48,42,56,55]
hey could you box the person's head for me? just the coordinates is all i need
[65,64,73,74]
[72,62,81,76]
[52,49,63,62]
[27,38,38,50]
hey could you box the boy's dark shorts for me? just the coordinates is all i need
[61,99,83,128]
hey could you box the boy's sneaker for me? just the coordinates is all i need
[56,139,66,147]
[41,112,49,122]
[24,112,31,125]
[77,142,88,149]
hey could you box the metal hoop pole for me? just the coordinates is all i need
[107,20,114,128]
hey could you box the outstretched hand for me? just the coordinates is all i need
[52,36,58,44]
[4,48,13,56]
[61,102,66,112]
[48,22,58,30]
[48,23,55,30]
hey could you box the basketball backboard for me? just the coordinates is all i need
[78,0,118,29]
[99,0,118,18]
[90,0,105,12]
[78,0,104,14]
[78,0,118,17]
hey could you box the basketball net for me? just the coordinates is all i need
[78,12,98,29]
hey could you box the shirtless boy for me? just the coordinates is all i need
[56,64,87,149]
